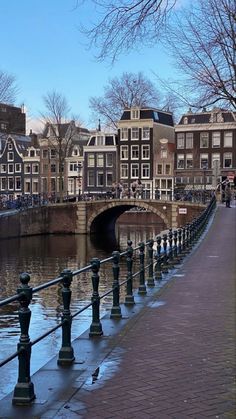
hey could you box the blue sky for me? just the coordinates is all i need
[1,0,186,132]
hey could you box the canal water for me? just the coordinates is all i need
[0,214,165,400]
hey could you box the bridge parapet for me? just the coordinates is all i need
[0,200,205,238]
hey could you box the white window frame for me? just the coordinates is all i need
[97,171,104,187]
[120,127,128,140]
[106,153,113,167]
[15,176,22,191]
[200,132,209,148]
[224,132,233,147]
[177,133,185,149]
[200,153,208,169]
[212,132,221,148]
[120,145,128,160]
[157,163,163,175]
[131,108,140,120]
[87,153,95,167]
[15,163,21,172]
[186,153,193,169]
[131,163,139,178]
[8,177,14,190]
[186,133,193,149]
[177,154,185,169]
[106,172,113,186]
[131,127,139,140]
[87,170,95,186]
[141,163,150,178]
[0,164,6,173]
[165,163,171,175]
[8,163,14,173]
[142,126,150,140]
[120,163,128,179]
[97,153,104,167]
[223,152,232,168]
[212,153,220,168]
[7,152,14,161]
[142,144,150,159]
[131,145,139,160]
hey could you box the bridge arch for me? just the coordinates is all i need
[87,200,169,234]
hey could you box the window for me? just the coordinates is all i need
[8,143,13,150]
[120,164,128,178]
[106,172,113,186]
[1,164,6,173]
[97,154,104,167]
[15,177,21,190]
[8,163,14,173]
[161,149,167,158]
[32,180,39,193]
[167,179,172,189]
[177,133,184,149]
[186,154,193,169]
[50,149,57,158]
[131,145,139,159]
[212,132,221,148]
[29,149,35,157]
[106,153,113,167]
[1,123,7,130]
[224,132,233,147]
[7,152,14,161]
[88,153,95,167]
[183,117,188,124]
[15,163,21,172]
[223,153,232,168]
[212,153,220,168]
[157,164,162,175]
[0,178,6,190]
[51,178,56,192]
[42,149,48,159]
[97,172,104,186]
[200,154,208,169]
[120,146,128,160]
[142,145,150,159]
[8,177,14,190]
[131,163,139,178]
[200,132,209,148]
[131,108,139,119]
[142,127,150,140]
[43,164,48,173]
[186,133,193,148]
[51,163,56,173]
[72,148,78,156]
[165,164,171,175]
[121,127,128,140]
[24,164,31,174]
[32,164,39,174]
[142,163,150,178]
[131,127,139,140]
[177,154,184,169]
[69,163,77,172]
[88,171,95,186]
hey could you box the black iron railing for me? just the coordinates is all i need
[0,195,216,405]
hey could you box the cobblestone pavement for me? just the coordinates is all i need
[56,205,236,419]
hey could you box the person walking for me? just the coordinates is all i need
[225,186,232,208]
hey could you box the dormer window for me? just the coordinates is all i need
[183,117,188,124]
[131,108,140,120]
[96,135,104,145]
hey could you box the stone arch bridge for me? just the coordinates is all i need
[0,199,205,239]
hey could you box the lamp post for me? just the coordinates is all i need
[202,164,207,204]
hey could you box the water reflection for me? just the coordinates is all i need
[0,221,163,399]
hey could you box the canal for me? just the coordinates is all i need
[0,213,165,400]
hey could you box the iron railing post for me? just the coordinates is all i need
[12,273,35,405]
[147,239,155,286]
[155,236,162,280]
[89,258,103,337]
[162,234,169,273]
[58,269,75,366]
[110,251,122,319]
[125,240,135,305]
[138,242,147,295]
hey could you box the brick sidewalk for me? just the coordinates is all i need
[56,205,236,418]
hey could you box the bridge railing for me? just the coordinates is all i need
[0,195,216,406]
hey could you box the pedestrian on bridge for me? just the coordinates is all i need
[225,186,232,208]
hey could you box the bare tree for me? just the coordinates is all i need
[163,0,236,110]
[89,72,160,129]
[0,70,18,104]
[42,91,77,203]
[80,0,176,63]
